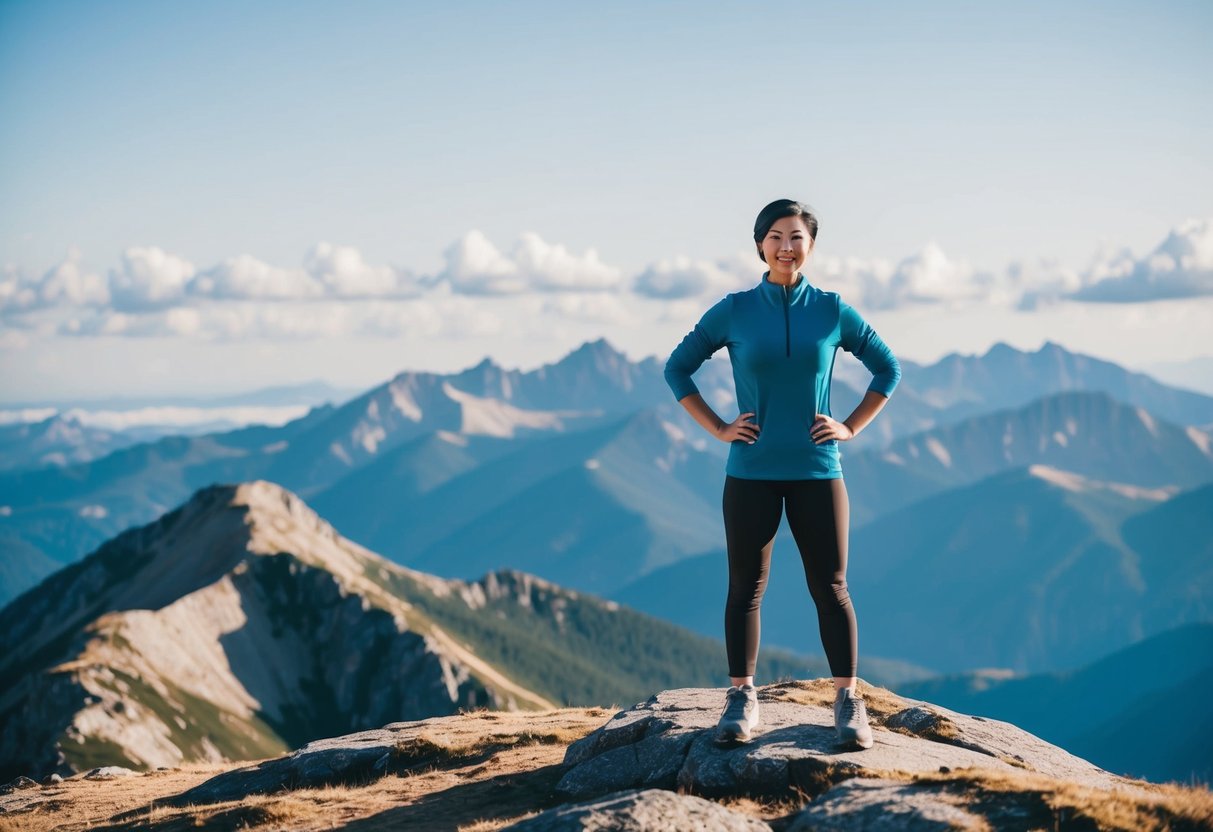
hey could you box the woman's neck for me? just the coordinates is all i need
[765,270,802,287]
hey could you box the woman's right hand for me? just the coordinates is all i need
[716,413,760,444]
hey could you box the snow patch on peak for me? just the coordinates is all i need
[354,424,386,454]
[660,420,687,443]
[1028,465,1173,502]
[388,379,424,422]
[437,430,468,446]
[1107,483,1175,501]
[925,437,952,468]
[1136,408,1159,437]
[1186,426,1211,456]
[1029,465,1087,492]
[441,381,572,438]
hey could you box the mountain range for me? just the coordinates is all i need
[614,464,1210,674]
[896,622,1213,785]
[2,339,1212,681]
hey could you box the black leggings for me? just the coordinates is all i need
[722,475,856,679]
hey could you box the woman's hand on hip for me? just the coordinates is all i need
[810,413,854,444]
[717,413,760,444]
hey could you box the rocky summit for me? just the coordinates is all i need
[4,679,1209,831]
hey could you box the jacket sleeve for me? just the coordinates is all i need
[664,295,732,401]
[839,300,901,398]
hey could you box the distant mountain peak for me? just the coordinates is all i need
[982,341,1022,358]
[559,338,628,365]
[467,355,501,372]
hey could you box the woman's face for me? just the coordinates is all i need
[759,215,814,280]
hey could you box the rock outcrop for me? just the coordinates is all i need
[511,788,772,831]
[137,679,1190,832]
[557,683,1123,801]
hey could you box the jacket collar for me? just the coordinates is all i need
[759,271,812,303]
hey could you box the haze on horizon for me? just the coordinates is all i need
[2,0,1212,403]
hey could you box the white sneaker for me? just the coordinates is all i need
[715,684,759,743]
[834,687,874,749]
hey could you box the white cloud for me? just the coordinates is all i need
[812,245,978,310]
[438,230,622,294]
[1005,258,1084,310]
[304,241,420,298]
[189,254,324,301]
[188,244,420,301]
[815,254,896,306]
[37,249,110,308]
[439,230,525,295]
[22,218,1213,356]
[633,254,753,299]
[0,251,109,317]
[513,232,622,291]
[0,265,37,316]
[883,243,977,306]
[1072,218,1213,302]
[109,246,196,311]
[57,298,491,341]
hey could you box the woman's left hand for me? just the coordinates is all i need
[810,413,855,444]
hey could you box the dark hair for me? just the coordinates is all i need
[753,199,818,262]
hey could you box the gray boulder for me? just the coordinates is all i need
[507,788,772,831]
[0,776,37,794]
[787,777,986,831]
[161,727,403,806]
[559,686,1130,800]
[83,766,136,780]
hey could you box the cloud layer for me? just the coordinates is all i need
[1071,219,1213,303]
[3,219,1209,344]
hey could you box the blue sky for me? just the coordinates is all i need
[2,0,1212,402]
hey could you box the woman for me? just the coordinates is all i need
[664,198,900,749]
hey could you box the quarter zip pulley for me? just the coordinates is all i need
[783,285,791,357]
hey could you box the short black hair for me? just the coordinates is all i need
[753,199,819,263]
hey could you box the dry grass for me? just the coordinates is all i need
[906,767,1213,832]
[762,677,917,727]
[0,708,612,832]
[0,766,223,832]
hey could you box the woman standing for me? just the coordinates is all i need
[664,199,900,749]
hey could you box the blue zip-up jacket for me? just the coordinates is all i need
[664,273,900,480]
